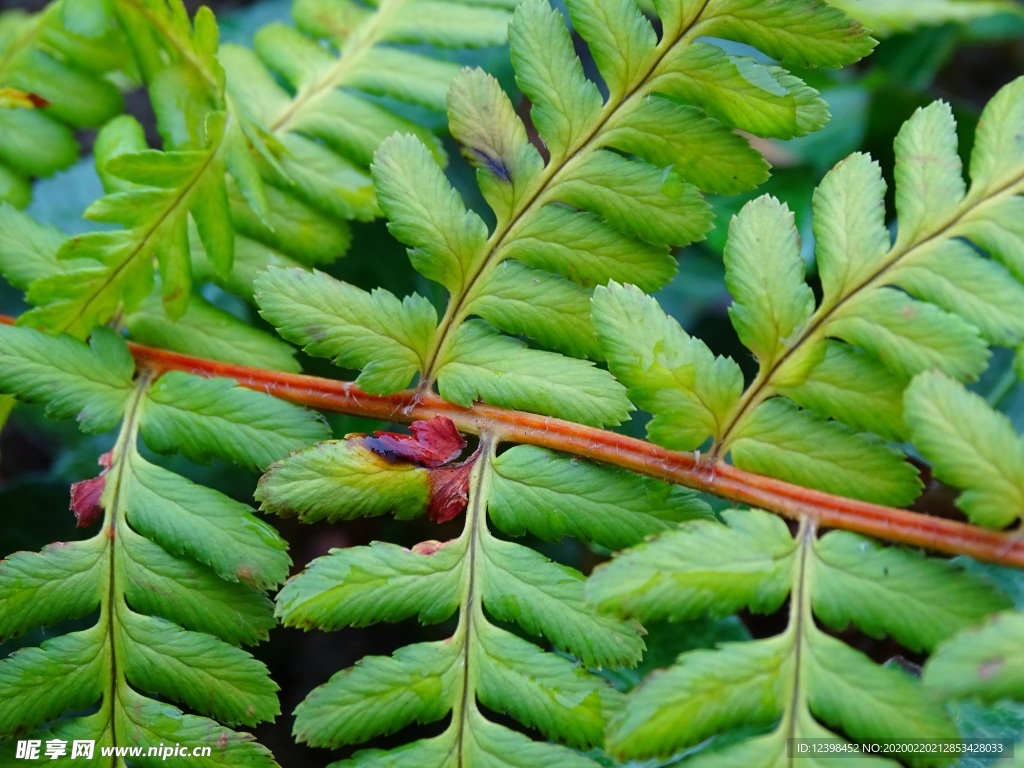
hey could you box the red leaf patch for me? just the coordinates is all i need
[364,416,466,468]
[365,417,477,523]
[69,452,111,528]
[428,462,474,523]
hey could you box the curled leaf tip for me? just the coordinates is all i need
[428,459,475,523]
[365,415,466,468]
[365,417,477,522]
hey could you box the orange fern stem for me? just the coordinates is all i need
[4,314,1021,567]
[129,339,1024,568]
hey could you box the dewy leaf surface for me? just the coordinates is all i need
[593,281,743,450]
[13,0,516,355]
[255,267,436,393]
[276,539,465,629]
[925,611,1024,702]
[489,445,712,550]
[141,370,329,470]
[0,324,132,431]
[436,320,631,427]
[812,531,1011,653]
[123,453,291,589]
[294,641,462,749]
[729,398,922,506]
[479,536,644,668]
[586,510,795,622]
[0,539,105,641]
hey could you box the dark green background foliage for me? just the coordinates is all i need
[1,0,1024,765]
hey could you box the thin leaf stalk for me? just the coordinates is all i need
[449,432,495,764]
[268,0,406,134]
[781,516,816,745]
[97,374,151,763]
[57,123,227,335]
[115,0,221,95]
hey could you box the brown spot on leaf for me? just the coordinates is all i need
[0,87,50,109]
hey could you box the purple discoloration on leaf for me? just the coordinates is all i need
[470,147,512,183]
[979,658,1004,680]
[69,452,112,528]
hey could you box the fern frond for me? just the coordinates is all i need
[0,323,328,761]
[257,418,710,765]
[593,76,1024,505]
[223,0,516,219]
[588,510,1010,764]
[488,445,713,550]
[904,371,1024,529]
[925,611,1024,703]
[827,0,1024,34]
[18,0,514,339]
[25,121,241,334]
[900,370,1024,716]
[0,1,129,207]
[257,0,875,425]
[0,203,299,371]
[17,0,244,335]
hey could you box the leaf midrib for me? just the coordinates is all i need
[783,516,816,768]
[713,168,1024,457]
[268,0,404,134]
[99,378,150,766]
[450,437,492,766]
[56,126,226,335]
[419,0,716,384]
[117,0,221,94]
